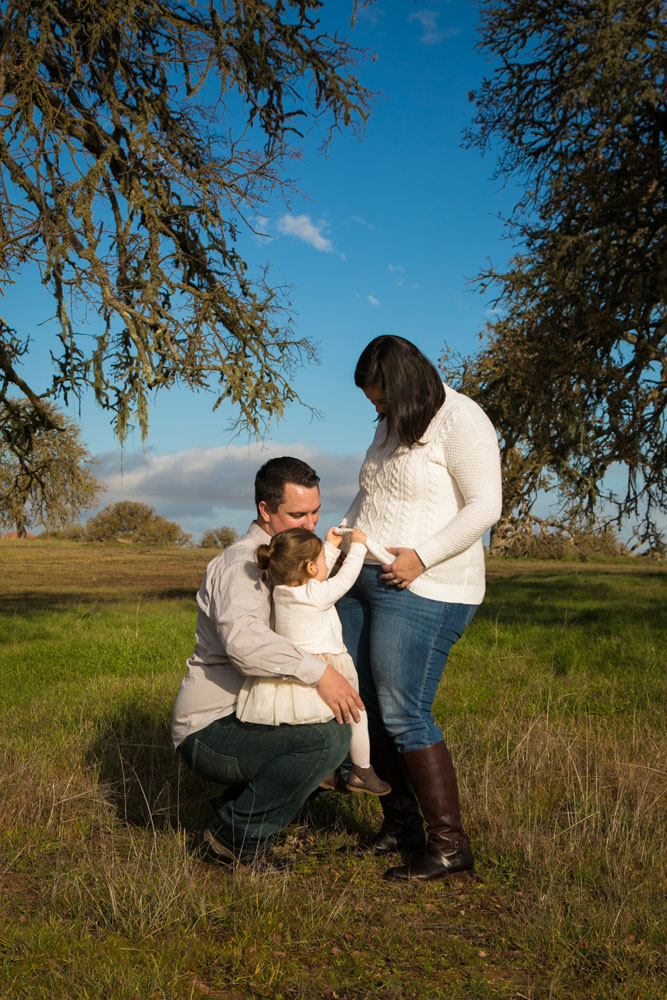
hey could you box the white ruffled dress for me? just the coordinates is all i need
[236,541,369,726]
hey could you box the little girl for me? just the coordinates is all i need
[236,525,390,796]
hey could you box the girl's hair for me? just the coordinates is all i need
[354,335,445,448]
[256,527,324,586]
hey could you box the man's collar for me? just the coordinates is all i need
[248,520,271,539]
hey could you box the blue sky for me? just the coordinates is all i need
[10,0,519,540]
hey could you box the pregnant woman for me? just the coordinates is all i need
[337,335,502,881]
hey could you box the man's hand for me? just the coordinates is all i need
[317,664,364,724]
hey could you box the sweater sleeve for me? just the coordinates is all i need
[323,539,342,576]
[303,543,367,608]
[414,407,502,570]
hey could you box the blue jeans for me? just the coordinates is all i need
[337,565,477,753]
[179,714,349,858]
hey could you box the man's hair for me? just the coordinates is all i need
[354,335,445,448]
[254,456,320,512]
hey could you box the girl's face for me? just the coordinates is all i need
[363,383,387,415]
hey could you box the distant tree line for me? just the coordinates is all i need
[42,504,239,549]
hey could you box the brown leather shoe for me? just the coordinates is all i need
[345,764,391,796]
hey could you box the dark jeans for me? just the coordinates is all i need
[179,713,350,858]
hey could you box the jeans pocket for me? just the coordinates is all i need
[190,739,244,786]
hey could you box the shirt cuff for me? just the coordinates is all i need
[294,651,327,686]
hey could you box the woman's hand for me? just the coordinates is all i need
[381,548,425,589]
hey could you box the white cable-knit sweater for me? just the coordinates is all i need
[342,384,502,605]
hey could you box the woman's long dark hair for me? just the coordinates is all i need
[354,336,445,448]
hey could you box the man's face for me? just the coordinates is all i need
[257,482,321,536]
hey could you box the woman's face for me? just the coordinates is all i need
[363,383,387,415]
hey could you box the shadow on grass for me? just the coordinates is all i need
[0,588,197,613]
[88,706,215,833]
[87,706,368,845]
[480,571,667,630]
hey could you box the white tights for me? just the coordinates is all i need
[349,710,371,769]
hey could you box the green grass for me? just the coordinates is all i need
[0,541,665,999]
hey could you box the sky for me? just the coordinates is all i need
[9,0,520,541]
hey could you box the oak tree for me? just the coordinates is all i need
[200,525,238,549]
[85,501,191,546]
[0,398,105,537]
[454,0,666,552]
[0,1,372,444]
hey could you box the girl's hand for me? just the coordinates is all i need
[381,548,425,589]
[350,528,367,546]
[325,527,343,548]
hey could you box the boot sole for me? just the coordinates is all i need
[384,864,474,881]
[345,783,392,796]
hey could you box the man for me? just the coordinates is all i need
[172,456,362,867]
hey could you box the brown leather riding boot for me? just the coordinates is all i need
[383,741,473,881]
[350,736,425,856]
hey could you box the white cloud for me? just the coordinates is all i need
[407,9,461,46]
[354,3,383,26]
[93,443,364,540]
[349,215,377,231]
[389,264,406,287]
[251,215,273,244]
[368,295,380,307]
[277,214,334,253]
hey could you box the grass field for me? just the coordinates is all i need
[0,540,665,999]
